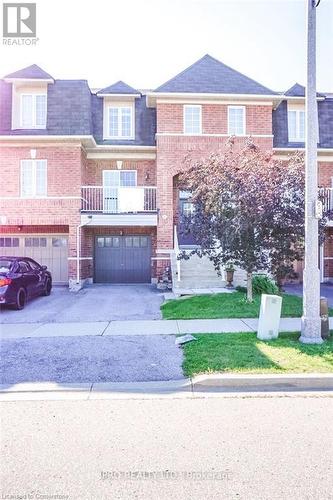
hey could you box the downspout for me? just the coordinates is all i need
[76,217,92,285]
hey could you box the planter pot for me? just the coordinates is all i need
[226,270,234,288]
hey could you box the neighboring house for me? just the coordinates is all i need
[0,55,332,289]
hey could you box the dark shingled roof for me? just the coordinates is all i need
[285,83,325,98]
[4,64,54,80]
[98,80,140,95]
[155,54,277,95]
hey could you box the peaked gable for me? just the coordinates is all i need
[98,80,140,95]
[155,54,276,95]
[4,64,54,81]
[285,83,325,98]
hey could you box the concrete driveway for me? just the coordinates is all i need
[0,284,163,324]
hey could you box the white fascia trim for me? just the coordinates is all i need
[156,133,273,138]
[91,144,156,151]
[0,134,95,144]
[273,147,333,153]
[97,93,141,98]
[86,152,156,160]
[4,78,54,84]
[147,92,283,107]
[0,196,81,200]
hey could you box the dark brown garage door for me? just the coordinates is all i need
[94,235,151,283]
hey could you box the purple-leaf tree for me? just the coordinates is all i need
[179,138,324,302]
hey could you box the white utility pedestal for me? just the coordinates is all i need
[257,294,282,341]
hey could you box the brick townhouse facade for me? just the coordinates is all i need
[0,55,332,289]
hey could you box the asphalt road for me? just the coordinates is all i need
[1,334,184,384]
[1,394,333,499]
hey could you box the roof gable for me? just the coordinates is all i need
[98,80,140,95]
[285,83,325,98]
[155,54,276,95]
[4,64,54,81]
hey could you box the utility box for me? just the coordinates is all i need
[257,294,282,341]
[320,297,330,340]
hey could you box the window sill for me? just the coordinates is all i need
[103,136,135,141]
[12,127,47,131]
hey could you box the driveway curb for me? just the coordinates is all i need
[1,374,332,401]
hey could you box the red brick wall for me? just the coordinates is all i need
[156,134,273,251]
[156,103,272,135]
[319,162,333,187]
[83,160,156,186]
[0,144,83,227]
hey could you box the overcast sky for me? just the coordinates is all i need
[1,0,332,92]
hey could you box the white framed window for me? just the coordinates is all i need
[107,105,134,139]
[103,170,137,187]
[20,94,47,128]
[288,109,305,142]
[228,106,246,136]
[21,160,47,198]
[184,105,202,134]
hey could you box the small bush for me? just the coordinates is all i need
[252,274,279,295]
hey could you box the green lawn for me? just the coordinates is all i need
[161,291,333,319]
[182,332,333,376]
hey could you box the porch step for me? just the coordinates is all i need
[170,252,247,291]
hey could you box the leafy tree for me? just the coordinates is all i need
[179,138,325,302]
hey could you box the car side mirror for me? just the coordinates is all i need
[41,265,47,270]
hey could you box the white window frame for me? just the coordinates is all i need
[20,159,48,198]
[102,170,137,187]
[288,108,305,142]
[20,93,47,129]
[183,105,202,135]
[228,105,246,136]
[106,104,135,140]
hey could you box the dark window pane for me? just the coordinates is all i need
[32,238,39,247]
[5,238,11,247]
[25,238,32,247]
[12,238,19,247]
[40,238,47,247]
[0,238,4,247]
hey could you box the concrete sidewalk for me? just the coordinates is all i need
[2,317,332,339]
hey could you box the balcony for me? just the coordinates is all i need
[80,186,158,226]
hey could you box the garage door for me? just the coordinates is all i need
[95,235,151,283]
[0,235,68,284]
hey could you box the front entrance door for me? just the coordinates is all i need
[94,235,151,283]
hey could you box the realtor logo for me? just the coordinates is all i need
[3,3,36,37]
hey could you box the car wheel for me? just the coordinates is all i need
[43,279,52,296]
[15,288,26,310]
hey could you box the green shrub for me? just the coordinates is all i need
[252,274,279,295]
[236,275,279,295]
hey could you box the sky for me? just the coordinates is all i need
[1,0,332,92]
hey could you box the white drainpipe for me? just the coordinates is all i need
[76,218,92,284]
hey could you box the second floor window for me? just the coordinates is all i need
[21,94,47,128]
[228,106,246,136]
[288,109,305,142]
[108,106,134,139]
[184,105,202,134]
[21,159,47,198]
